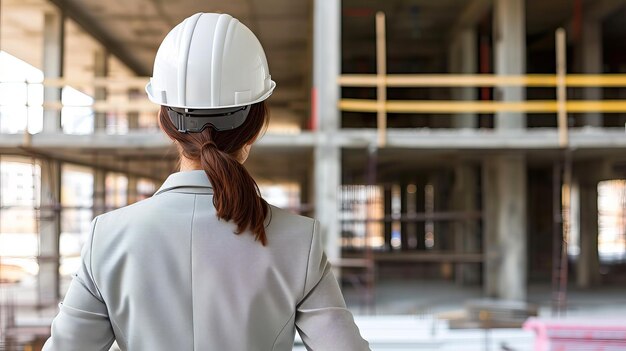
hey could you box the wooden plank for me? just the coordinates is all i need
[376,12,387,147]
[556,28,568,147]
[338,99,626,114]
[566,75,626,87]
[338,74,626,87]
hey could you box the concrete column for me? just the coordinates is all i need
[38,159,61,306]
[453,164,480,285]
[483,160,499,297]
[483,154,527,300]
[128,89,141,130]
[493,0,526,130]
[581,19,603,127]
[127,176,138,205]
[448,29,477,129]
[426,174,447,252]
[93,169,106,216]
[400,184,418,250]
[313,0,341,264]
[406,184,418,249]
[384,186,392,250]
[415,178,426,250]
[576,176,601,288]
[94,49,109,133]
[42,10,64,133]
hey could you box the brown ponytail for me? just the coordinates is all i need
[158,102,270,245]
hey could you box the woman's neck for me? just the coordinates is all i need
[180,157,202,171]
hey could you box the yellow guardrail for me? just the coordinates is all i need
[339,99,626,114]
[339,16,626,148]
[338,74,626,87]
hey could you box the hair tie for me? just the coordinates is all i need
[201,140,218,150]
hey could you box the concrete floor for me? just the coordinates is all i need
[3,278,626,350]
[344,279,626,318]
[4,277,626,320]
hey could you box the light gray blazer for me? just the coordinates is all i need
[43,170,369,351]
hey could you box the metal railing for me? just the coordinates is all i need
[338,14,626,148]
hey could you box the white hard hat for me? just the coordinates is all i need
[146,12,276,112]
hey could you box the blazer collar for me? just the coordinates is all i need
[155,170,214,195]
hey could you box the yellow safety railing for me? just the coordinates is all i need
[338,74,626,88]
[338,13,626,148]
[338,99,626,114]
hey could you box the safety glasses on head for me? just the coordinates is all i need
[166,105,250,133]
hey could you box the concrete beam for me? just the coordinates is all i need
[47,0,149,76]
[584,0,626,21]
[4,145,165,182]
[530,0,625,49]
[447,0,492,41]
[7,129,626,151]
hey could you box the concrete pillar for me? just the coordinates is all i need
[400,183,420,250]
[42,10,64,133]
[483,154,527,300]
[93,169,106,216]
[384,186,392,250]
[405,184,418,249]
[576,175,601,288]
[581,19,603,127]
[453,164,480,285]
[415,178,426,251]
[313,0,341,264]
[128,89,141,130]
[94,49,109,133]
[493,0,526,130]
[448,29,477,129]
[38,159,61,306]
[127,176,138,205]
[426,173,447,252]
[400,184,409,250]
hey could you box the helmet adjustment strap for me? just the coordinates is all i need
[166,105,250,133]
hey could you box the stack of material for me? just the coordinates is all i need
[448,299,538,329]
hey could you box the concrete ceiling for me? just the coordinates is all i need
[51,0,313,117]
[1,0,312,125]
[340,0,622,73]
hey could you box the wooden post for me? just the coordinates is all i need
[376,12,387,147]
[556,28,568,147]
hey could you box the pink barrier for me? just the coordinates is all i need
[523,317,626,351]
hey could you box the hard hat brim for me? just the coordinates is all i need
[145,80,276,110]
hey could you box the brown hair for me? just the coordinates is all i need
[158,102,270,245]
